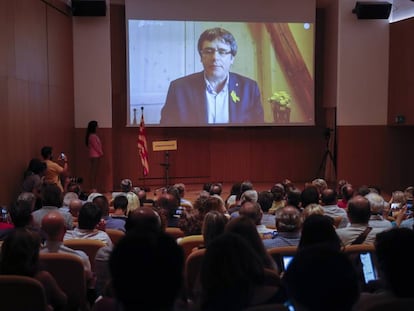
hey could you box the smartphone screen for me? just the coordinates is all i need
[360,252,377,284]
[282,255,294,271]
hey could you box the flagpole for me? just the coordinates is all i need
[138,106,150,187]
[141,107,146,189]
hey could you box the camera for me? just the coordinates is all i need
[69,177,83,184]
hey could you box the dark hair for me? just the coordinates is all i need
[0,229,41,276]
[109,230,184,311]
[78,202,102,230]
[200,232,265,310]
[283,245,360,311]
[41,183,62,207]
[225,216,275,270]
[40,146,52,159]
[85,120,98,146]
[9,200,33,228]
[299,214,342,251]
[257,191,274,213]
[375,228,414,298]
[197,27,238,57]
[26,158,47,175]
[301,185,320,208]
[113,195,128,211]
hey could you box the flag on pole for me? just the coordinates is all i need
[138,108,149,176]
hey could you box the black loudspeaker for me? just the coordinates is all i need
[352,1,392,19]
[72,0,106,17]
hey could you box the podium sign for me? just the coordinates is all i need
[152,140,177,151]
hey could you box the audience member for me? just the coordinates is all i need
[137,188,155,207]
[178,195,226,236]
[320,188,349,228]
[93,195,125,232]
[300,184,320,209]
[199,232,283,311]
[157,191,182,228]
[301,203,324,220]
[225,216,277,270]
[0,228,67,311]
[119,179,140,214]
[365,192,393,229]
[64,202,112,246]
[286,188,302,210]
[228,180,254,215]
[336,195,383,246]
[22,158,46,210]
[110,195,128,221]
[268,183,286,214]
[263,205,302,249]
[94,206,162,298]
[69,198,83,226]
[311,178,328,196]
[283,245,360,311]
[32,183,73,229]
[338,183,354,209]
[298,214,343,251]
[60,191,79,213]
[40,211,94,288]
[257,190,276,228]
[239,200,275,238]
[174,183,194,209]
[353,228,414,310]
[108,229,184,311]
[225,182,242,209]
[201,210,228,249]
[209,183,223,197]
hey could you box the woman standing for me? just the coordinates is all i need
[85,120,103,191]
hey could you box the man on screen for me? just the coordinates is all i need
[160,27,264,125]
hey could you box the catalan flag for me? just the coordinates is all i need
[138,108,149,176]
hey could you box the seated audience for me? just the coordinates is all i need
[119,179,140,214]
[69,198,83,227]
[93,195,125,232]
[21,158,46,210]
[338,183,354,209]
[353,228,414,310]
[336,195,383,246]
[110,194,128,221]
[300,184,320,209]
[365,192,393,229]
[156,190,182,228]
[198,232,283,311]
[239,200,275,238]
[32,183,73,229]
[298,214,343,251]
[0,228,67,311]
[283,245,360,311]
[224,182,242,210]
[301,203,324,221]
[268,183,286,215]
[201,210,228,249]
[286,188,302,210]
[174,183,194,209]
[311,178,328,196]
[107,229,184,311]
[225,216,277,270]
[227,180,254,215]
[40,211,94,287]
[94,207,162,298]
[263,205,302,249]
[320,188,349,228]
[257,190,276,228]
[60,191,79,213]
[64,202,112,246]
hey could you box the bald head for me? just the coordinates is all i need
[239,201,262,225]
[69,199,83,217]
[41,211,66,241]
[125,207,162,233]
[347,195,371,224]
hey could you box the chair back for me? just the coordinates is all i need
[39,253,88,311]
[184,248,206,301]
[105,229,125,245]
[177,235,204,259]
[0,275,49,311]
[64,239,106,272]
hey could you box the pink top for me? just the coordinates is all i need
[88,133,103,158]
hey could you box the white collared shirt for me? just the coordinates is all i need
[205,76,229,124]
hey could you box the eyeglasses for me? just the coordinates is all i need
[200,47,232,56]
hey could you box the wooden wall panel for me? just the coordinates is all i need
[388,18,414,125]
[0,0,74,205]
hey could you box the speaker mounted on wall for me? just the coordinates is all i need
[72,0,106,17]
[352,1,392,19]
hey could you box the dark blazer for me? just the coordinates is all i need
[160,71,264,125]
